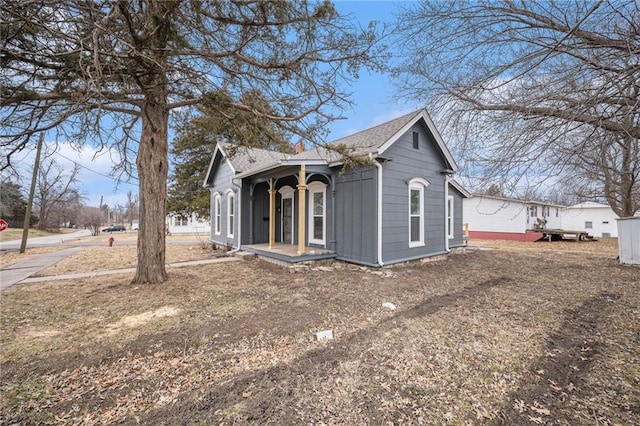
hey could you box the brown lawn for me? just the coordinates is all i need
[1,238,638,425]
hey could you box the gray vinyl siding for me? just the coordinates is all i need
[208,156,239,248]
[381,123,448,264]
[448,185,465,247]
[335,167,377,264]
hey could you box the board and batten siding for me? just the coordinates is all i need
[448,185,466,247]
[381,123,448,264]
[335,167,377,265]
[208,155,239,248]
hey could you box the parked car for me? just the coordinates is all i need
[102,225,126,232]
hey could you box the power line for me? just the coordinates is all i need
[52,150,139,186]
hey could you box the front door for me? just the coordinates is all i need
[282,198,293,244]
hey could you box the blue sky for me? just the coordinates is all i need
[12,1,417,209]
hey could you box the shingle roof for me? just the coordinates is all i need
[219,142,288,173]
[288,109,424,162]
[213,107,454,179]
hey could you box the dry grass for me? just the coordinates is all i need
[0,247,61,270]
[1,239,638,425]
[34,243,216,276]
[0,232,214,273]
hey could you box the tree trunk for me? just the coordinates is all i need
[133,98,169,284]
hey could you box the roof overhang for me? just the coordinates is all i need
[233,158,329,180]
[448,179,471,198]
[203,143,227,188]
[377,109,459,172]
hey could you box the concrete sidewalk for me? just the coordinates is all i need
[0,247,84,290]
[1,252,242,290]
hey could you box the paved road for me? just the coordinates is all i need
[0,230,92,250]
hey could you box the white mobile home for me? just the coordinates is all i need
[561,202,619,238]
[463,194,563,241]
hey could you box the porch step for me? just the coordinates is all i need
[234,251,257,261]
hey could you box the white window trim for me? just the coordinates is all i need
[307,181,326,246]
[213,192,221,236]
[278,185,295,244]
[447,195,454,239]
[408,178,429,248]
[226,189,234,238]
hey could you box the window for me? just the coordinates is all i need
[555,207,559,217]
[213,193,221,235]
[308,181,326,245]
[447,195,454,239]
[602,221,609,225]
[226,191,234,238]
[412,132,419,149]
[408,178,429,247]
[176,215,188,226]
[585,221,593,229]
[530,206,538,217]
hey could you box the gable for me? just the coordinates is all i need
[203,145,227,188]
[377,110,458,172]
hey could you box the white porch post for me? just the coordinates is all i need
[297,165,307,255]
[269,178,276,249]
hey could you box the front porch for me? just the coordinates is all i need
[242,243,336,264]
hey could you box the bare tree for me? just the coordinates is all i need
[124,190,139,227]
[78,205,104,236]
[33,152,81,230]
[1,0,384,283]
[393,0,639,216]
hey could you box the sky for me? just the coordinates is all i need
[8,1,417,209]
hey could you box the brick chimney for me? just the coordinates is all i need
[295,141,305,153]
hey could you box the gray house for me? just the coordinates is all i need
[203,108,469,266]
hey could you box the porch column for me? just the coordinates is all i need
[297,165,306,255]
[268,178,276,249]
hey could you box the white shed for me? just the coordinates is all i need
[617,217,640,265]
[561,202,619,238]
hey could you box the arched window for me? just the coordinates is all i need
[213,192,221,235]
[307,181,326,245]
[226,190,235,238]
[408,178,429,247]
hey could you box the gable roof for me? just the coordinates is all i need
[293,108,458,171]
[449,179,471,198]
[564,201,612,210]
[206,108,459,182]
[469,193,565,208]
[220,142,288,173]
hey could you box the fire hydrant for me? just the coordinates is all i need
[108,236,114,247]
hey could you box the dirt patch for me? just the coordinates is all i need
[1,241,638,425]
[105,306,181,336]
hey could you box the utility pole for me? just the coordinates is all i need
[20,133,44,254]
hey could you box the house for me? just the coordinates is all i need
[166,213,211,235]
[561,202,619,238]
[463,194,564,241]
[203,108,470,266]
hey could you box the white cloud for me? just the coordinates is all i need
[11,140,138,208]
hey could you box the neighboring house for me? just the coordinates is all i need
[203,108,470,266]
[463,194,564,241]
[561,202,619,238]
[166,213,211,235]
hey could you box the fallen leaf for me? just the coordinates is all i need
[242,391,252,398]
